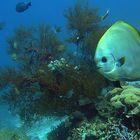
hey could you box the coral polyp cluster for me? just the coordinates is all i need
[47,58,68,71]
[66,86,140,140]
[107,86,140,117]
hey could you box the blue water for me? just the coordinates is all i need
[0,0,140,66]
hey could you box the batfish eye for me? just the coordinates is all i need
[101,56,107,63]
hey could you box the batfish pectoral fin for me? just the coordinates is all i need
[118,56,125,67]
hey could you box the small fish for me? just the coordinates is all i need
[11,53,17,60]
[57,44,66,52]
[16,2,31,13]
[13,41,18,49]
[65,89,74,99]
[14,87,20,95]
[59,89,74,99]
[101,9,110,21]
[53,25,62,33]
[94,21,140,81]
[76,36,80,40]
[0,22,5,30]
[38,69,45,74]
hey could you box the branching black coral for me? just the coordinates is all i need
[65,0,100,36]
[7,23,64,67]
[65,0,108,57]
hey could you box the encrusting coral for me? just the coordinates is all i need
[68,91,140,140]
[70,116,140,140]
[107,86,140,117]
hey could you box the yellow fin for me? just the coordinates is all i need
[111,20,140,44]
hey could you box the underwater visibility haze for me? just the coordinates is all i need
[0,0,140,139]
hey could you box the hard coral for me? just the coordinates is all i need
[70,117,139,140]
[107,86,140,117]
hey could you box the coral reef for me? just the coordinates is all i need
[46,94,140,140]
[68,94,140,140]
[0,1,140,139]
[70,117,140,140]
[107,86,140,117]
[0,55,105,122]
[0,128,30,140]
[47,121,70,140]
[0,67,19,88]
[0,0,106,135]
